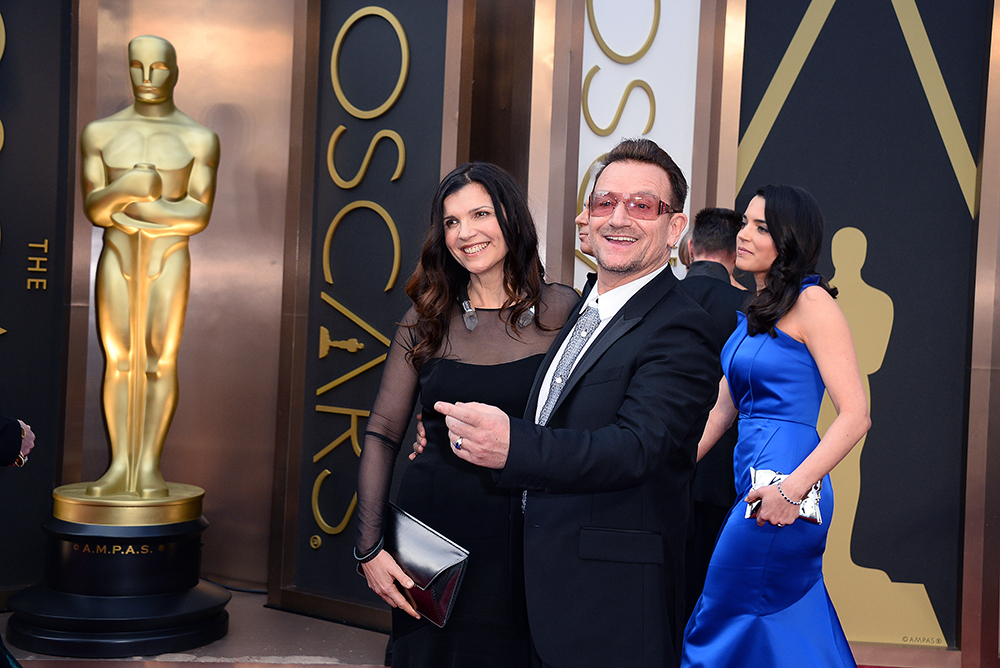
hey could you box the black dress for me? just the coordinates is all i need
[355,283,579,668]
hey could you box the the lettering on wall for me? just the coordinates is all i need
[309,6,407,549]
[27,239,48,290]
[575,0,701,286]
[580,0,659,139]
[286,0,448,612]
[579,0,659,145]
[72,543,166,555]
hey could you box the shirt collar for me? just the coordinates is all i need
[583,262,669,321]
[685,260,732,284]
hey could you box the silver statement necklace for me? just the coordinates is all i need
[459,290,535,331]
[460,296,479,331]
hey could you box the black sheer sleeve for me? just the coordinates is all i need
[354,307,421,559]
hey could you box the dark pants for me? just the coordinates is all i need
[685,499,731,623]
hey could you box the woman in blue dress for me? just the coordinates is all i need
[682,185,870,667]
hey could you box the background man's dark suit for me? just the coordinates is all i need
[0,416,21,465]
[678,260,748,620]
[497,267,718,668]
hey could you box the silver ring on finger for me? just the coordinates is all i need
[453,436,463,450]
[777,523,784,527]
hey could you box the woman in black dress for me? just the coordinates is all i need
[355,162,578,667]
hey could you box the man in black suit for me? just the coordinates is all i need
[436,138,718,668]
[677,207,748,621]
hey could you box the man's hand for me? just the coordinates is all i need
[17,420,34,458]
[12,420,34,467]
[434,401,510,469]
[409,412,427,461]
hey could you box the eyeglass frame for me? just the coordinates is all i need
[587,191,680,220]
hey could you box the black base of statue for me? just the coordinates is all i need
[6,516,230,657]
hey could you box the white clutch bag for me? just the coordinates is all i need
[744,467,822,525]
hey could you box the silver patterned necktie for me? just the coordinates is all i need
[538,305,601,426]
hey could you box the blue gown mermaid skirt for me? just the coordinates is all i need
[682,277,856,668]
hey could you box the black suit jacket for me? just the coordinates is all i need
[498,267,719,668]
[0,415,20,466]
[680,261,748,506]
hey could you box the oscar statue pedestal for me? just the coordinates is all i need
[6,483,230,657]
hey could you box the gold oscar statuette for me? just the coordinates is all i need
[56,35,220,525]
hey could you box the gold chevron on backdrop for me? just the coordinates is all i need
[890,0,978,216]
[736,0,836,192]
[737,0,978,218]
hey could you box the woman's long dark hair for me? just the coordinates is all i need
[404,162,546,369]
[744,184,837,337]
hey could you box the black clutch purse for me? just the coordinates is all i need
[382,502,469,628]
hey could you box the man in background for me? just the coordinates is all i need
[678,207,748,620]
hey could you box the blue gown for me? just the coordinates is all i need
[681,276,856,667]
